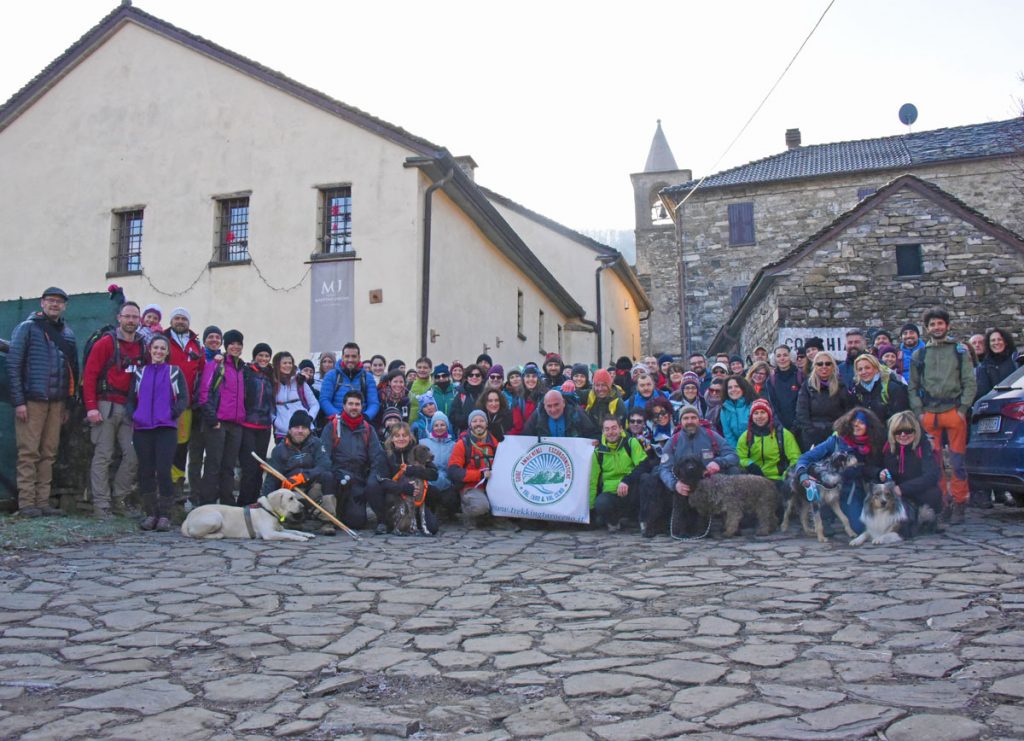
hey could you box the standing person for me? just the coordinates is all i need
[689,353,712,393]
[408,357,433,423]
[704,378,726,430]
[669,372,707,420]
[475,354,493,376]
[655,354,674,391]
[745,361,772,400]
[590,416,648,530]
[83,301,146,518]
[447,410,500,527]
[429,364,457,416]
[838,329,868,388]
[314,352,336,396]
[510,362,544,435]
[766,345,804,434]
[197,329,246,506]
[968,334,987,363]
[127,335,188,531]
[613,357,635,396]
[975,328,1017,400]
[729,355,745,375]
[368,354,387,387]
[7,286,78,517]
[504,367,524,407]
[751,346,771,365]
[322,391,388,532]
[643,356,660,377]
[851,352,909,426]
[908,308,976,524]
[237,343,275,507]
[794,350,852,451]
[875,343,905,383]
[524,389,600,439]
[477,388,513,442]
[541,353,565,390]
[898,323,924,383]
[485,365,506,392]
[187,326,222,497]
[628,372,667,417]
[163,307,203,496]
[319,343,380,422]
[450,361,465,386]
[449,364,486,435]
[375,369,411,430]
[570,364,592,408]
[271,351,319,442]
[719,375,755,448]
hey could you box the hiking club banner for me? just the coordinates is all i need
[488,435,594,524]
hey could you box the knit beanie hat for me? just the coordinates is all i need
[476,353,493,366]
[571,363,589,379]
[677,403,700,419]
[298,359,315,371]
[875,343,898,359]
[142,303,162,320]
[631,363,649,377]
[615,356,633,371]
[900,322,920,336]
[522,362,540,377]
[252,342,272,359]
[750,398,773,424]
[657,353,674,366]
[430,411,450,436]
[288,410,313,429]
[488,364,504,379]
[223,329,243,346]
[433,363,450,377]
[593,368,613,386]
[804,337,825,352]
[202,325,222,341]
[506,366,523,378]
[169,307,190,322]
[381,406,403,425]
[681,372,700,389]
[417,392,436,410]
[450,360,464,371]
[544,352,562,366]
[467,409,487,426]
[388,359,405,372]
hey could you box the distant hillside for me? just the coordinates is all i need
[579,229,636,264]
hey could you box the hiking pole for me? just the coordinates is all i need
[251,452,360,540]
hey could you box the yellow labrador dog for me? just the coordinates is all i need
[181,490,315,541]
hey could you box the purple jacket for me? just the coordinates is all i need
[199,356,246,426]
[127,364,188,430]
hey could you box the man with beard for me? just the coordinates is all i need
[688,352,711,393]
[429,364,457,416]
[261,410,335,534]
[542,352,566,389]
[838,329,868,388]
[324,391,389,532]
[320,342,380,422]
[908,308,976,525]
[447,409,500,527]
[7,287,78,517]
[162,307,203,497]
[898,323,924,383]
[524,389,599,439]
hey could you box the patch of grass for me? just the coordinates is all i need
[0,513,139,550]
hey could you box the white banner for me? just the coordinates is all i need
[777,327,854,356]
[488,435,594,524]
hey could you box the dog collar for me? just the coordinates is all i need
[250,501,286,523]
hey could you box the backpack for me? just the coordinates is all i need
[670,420,721,457]
[912,343,966,406]
[594,437,642,495]
[80,326,144,398]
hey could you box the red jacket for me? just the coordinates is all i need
[82,331,146,410]
[163,329,204,404]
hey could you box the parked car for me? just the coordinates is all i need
[967,364,1024,504]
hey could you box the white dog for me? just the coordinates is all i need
[850,481,907,546]
[181,490,315,541]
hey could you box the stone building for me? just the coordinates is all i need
[637,118,1024,355]
[708,174,1024,355]
[0,3,648,367]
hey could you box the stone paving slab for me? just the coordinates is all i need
[0,508,1022,738]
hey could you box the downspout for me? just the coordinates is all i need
[594,256,617,367]
[420,167,455,358]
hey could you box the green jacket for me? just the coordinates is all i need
[590,434,647,506]
[736,426,802,481]
[408,377,433,422]
[908,339,977,417]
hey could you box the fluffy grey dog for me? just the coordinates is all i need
[676,458,780,537]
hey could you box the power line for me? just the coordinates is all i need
[674,0,837,210]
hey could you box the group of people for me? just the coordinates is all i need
[7,284,1020,538]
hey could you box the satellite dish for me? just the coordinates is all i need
[898,103,918,127]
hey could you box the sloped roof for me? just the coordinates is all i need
[644,120,679,173]
[480,187,652,312]
[708,174,1024,353]
[664,117,1024,197]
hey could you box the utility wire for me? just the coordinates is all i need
[674,0,837,210]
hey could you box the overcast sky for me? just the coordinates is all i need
[3,0,1021,234]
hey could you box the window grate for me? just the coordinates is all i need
[218,197,250,262]
[321,187,353,254]
[113,210,143,273]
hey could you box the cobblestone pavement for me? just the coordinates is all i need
[1,508,1023,740]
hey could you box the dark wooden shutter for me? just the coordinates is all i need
[728,202,754,245]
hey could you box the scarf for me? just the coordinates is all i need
[842,433,872,456]
[341,413,364,431]
[859,373,879,392]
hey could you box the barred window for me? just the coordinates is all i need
[217,197,250,262]
[320,187,353,254]
[111,209,143,274]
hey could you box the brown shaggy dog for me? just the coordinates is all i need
[675,458,780,537]
[385,445,437,536]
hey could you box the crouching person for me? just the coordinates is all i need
[323,391,389,533]
[736,398,801,493]
[421,411,458,520]
[881,411,943,535]
[655,404,739,537]
[261,410,334,534]
[591,416,649,531]
[447,410,498,527]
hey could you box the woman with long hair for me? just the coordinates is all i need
[794,350,852,450]
[975,327,1018,400]
[745,361,772,400]
[271,351,319,442]
[718,374,755,448]
[509,362,545,435]
[851,352,908,427]
[376,369,410,431]
[881,411,942,530]
[477,388,514,442]
[313,352,336,395]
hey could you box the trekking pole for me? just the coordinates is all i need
[251,452,360,540]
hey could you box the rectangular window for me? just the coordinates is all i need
[538,309,545,353]
[517,290,525,339]
[217,197,250,262]
[320,186,353,254]
[111,208,143,274]
[896,244,923,276]
[728,202,755,246]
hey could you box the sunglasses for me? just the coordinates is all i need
[467,372,482,378]
[656,410,671,418]
[434,373,450,379]
[814,362,834,367]
[894,429,915,436]
[707,389,722,395]
[489,374,502,379]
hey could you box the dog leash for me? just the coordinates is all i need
[669,504,713,542]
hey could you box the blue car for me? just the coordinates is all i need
[968,364,1024,503]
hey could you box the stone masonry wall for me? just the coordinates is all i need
[673,158,1023,354]
[635,225,680,357]
[735,186,1024,355]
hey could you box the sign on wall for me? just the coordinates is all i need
[777,327,854,355]
[488,435,594,524]
[310,260,354,353]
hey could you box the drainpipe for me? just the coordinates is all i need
[594,255,618,367]
[420,167,455,357]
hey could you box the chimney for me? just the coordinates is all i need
[785,128,801,149]
[453,155,477,181]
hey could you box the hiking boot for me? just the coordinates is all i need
[41,506,64,517]
[606,521,621,533]
[319,523,336,536]
[18,507,43,518]
[155,517,172,532]
[140,516,157,531]
[375,522,388,535]
[950,502,966,525]
[93,508,113,520]
[940,502,953,523]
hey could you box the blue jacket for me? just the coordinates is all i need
[899,339,925,383]
[320,366,379,421]
[657,425,739,490]
[7,312,78,407]
[718,398,751,448]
